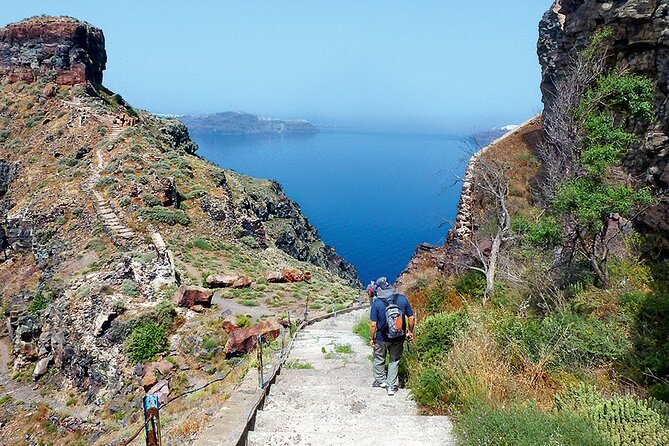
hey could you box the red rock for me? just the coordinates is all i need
[303,271,313,281]
[190,305,206,313]
[155,359,174,375]
[224,319,282,357]
[0,17,106,86]
[206,274,240,288]
[172,286,213,309]
[141,371,158,390]
[147,379,170,402]
[231,276,252,288]
[263,270,285,283]
[42,84,58,98]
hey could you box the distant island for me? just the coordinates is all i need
[178,111,319,135]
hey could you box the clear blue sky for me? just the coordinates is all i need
[3,1,550,134]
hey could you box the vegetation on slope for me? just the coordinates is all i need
[400,30,669,445]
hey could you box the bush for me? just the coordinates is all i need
[126,323,168,363]
[138,207,190,225]
[454,273,486,298]
[414,311,468,362]
[353,315,370,343]
[458,404,608,446]
[498,312,630,370]
[27,292,51,314]
[556,384,669,446]
[155,299,176,326]
[121,279,140,297]
[141,194,162,207]
[412,367,446,407]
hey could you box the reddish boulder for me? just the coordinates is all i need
[206,274,240,288]
[231,276,252,288]
[224,319,282,357]
[303,271,313,281]
[281,267,303,282]
[263,270,285,283]
[172,286,213,309]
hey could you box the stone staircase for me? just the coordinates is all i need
[82,124,135,240]
[246,309,454,445]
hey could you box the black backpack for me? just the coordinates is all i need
[382,294,405,339]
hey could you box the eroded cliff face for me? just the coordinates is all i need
[0,16,106,85]
[539,0,669,238]
[0,16,359,443]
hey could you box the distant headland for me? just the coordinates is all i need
[178,111,319,135]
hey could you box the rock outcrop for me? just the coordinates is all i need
[538,0,669,244]
[179,111,319,136]
[0,16,106,85]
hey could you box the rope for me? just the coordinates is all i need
[121,356,246,444]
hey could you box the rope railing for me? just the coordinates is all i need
[121,299,367,445]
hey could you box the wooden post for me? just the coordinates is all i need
[143,395,160,446]
[256,333,264,388]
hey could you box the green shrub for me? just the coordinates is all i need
[353,315,371,343]
[240,235,260,249]
[556,384,669,446]
[141,194,162,207]
[454,273,486,298]
[187,236,212,251]
[334,343,353,354]
[155,299,176,326]
[498,312,630,370]
[202,337,218,352]
[27,292,51,314]
[458,404,608,446]
[414,311,468,361]
[126,323,168,363]
[236,314,252,328]
[121,279,140,297]
[138,207,190,225]
[412,367,446,407]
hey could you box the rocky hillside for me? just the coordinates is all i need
[539,0,669,243]
[0,16,359,445]
[179,111,319,135]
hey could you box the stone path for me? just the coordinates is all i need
[246,309,454,445]
[82,124,135,240]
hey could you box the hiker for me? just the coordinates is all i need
[366,280,376,304]
[369,276,414,396]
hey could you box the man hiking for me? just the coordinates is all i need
[369,277,415,396]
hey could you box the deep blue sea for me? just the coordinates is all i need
[192,131,467,283]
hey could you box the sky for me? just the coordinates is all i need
[2,1,550,134]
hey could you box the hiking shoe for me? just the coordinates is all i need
[372,380,389,389]
[387,386,397,396]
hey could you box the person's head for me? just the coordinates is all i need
[375,277,391,290]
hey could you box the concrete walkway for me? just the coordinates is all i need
[247,309,454,445]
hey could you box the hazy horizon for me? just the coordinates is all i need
[2,1,550,134]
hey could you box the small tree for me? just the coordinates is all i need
[555,71,656,288]
[467,154,512,302]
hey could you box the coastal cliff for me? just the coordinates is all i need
[0,16,358,444]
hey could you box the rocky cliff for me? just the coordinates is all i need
[539,0,669,241]
[0,16,359,444]
[0,16,106,85]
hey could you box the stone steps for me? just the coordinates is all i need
[243,308,455,445]
[252,413,453,441]
[247,431,451,446]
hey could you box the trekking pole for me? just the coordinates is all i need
[256,333,264,388]
[143,395,160,446]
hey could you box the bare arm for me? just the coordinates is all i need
[369,321,377,346]
[407,316,415,341]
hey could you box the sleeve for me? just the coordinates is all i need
[370,301,379,322]
[403,296,414,317]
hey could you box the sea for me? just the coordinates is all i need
[192,131,468,284]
